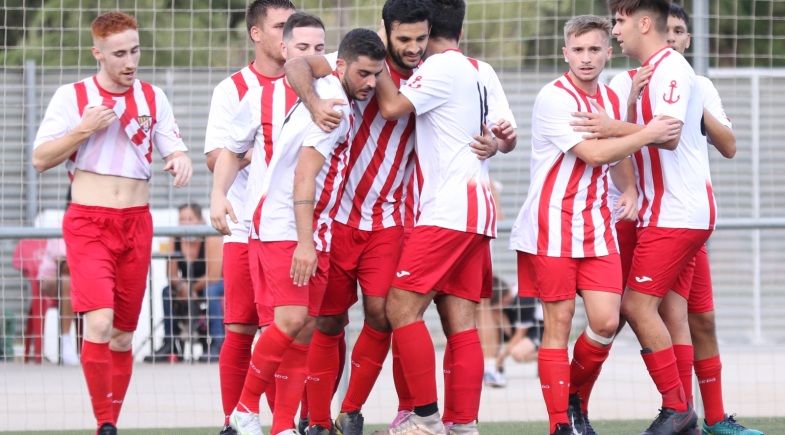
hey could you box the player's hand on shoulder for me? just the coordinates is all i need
[290,242,318,287]
[80,105,117,134]
[629,65,653,107]
[209,196,235,236]
[571,100,613,139]
[163,151,193,187]
[646,115,682,144]
[308,98,346,133]
[470,123,499,160]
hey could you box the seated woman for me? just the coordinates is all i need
[145,203,222,362]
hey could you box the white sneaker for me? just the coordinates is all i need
[273,430,299,435]
[482,371,507,388]
[374,412,446,435]
[60,336,79,366]
[230,406,265,435]
[390,410,413,429]
[447,422,479,435]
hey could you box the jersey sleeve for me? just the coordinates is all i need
[302,78,351,158]
[227,88,263,154]
[34,85,77,148]
[698,76,732,129]
[152,89,188,158]
[651,60,694,123]
[399,55,453,115]
[481,63,517,129]
[204,81,239,154]
[533,86,589,153]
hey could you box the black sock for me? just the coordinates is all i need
[414,402,438,417]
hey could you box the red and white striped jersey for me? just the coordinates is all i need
[35,77,186,180]
[205,62,282,243]
[609,47,716,230]
[399,49,496,237]
[227,76,299,240]
[509,73,622,258]
[254,75,353,252]
[333,60,416,231]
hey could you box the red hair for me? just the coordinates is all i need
[91,11,138,40]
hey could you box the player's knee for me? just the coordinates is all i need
[316,314,345,335]
[688,311,716,337]
[588,316,619,339]
[110,330,134,351]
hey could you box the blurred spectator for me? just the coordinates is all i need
[39,190,78,365]
[144,203,223,362]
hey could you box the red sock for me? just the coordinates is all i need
[334,332,347,397]
[538,348,570,433]
[219,330,255,422]
[447,329,483,424]
[392,336,414,412]
[393,320,437,406]
[578,368,600,415]
[307,330,342,428]
[238,323,294,414]
[673,344,694,406]
[641,347,687,412]
[441,343,454,423]
[694,356,724,426]
[110,349,133,423]
[300,388,309,421]
[341,324,391,413]
[81,340,114,426]
[570,333,611,396]
[271,343,308,435]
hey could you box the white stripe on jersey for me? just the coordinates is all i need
[510,73,621,258]
[205,63,283,243]
[34,77,186,180]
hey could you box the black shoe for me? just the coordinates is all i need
[306,424,333,435]
[96,423,117,435]
[297,416,309,435]
[143,338,183,363]
[552,423,574,435]
[568,393,586,435]
[641,403,698,435]
[583,412,598,435]
[335,411,364,435]
[219,423,238,435]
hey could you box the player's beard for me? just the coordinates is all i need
[388,43,420,72]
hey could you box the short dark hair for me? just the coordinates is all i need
[429,0,465,41]
[178,203,203,221]
[246,0,296,36]
[283,12,325,41]
[607,0,670,33]
[337,28,387,64]
[669,2,690,28]
[382,0,433,39]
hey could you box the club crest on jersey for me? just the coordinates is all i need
[137,115,153,133]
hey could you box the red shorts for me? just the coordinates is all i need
[258,241,329,317]
[627,227,712,298]
[687,245,714,313]
[223,242,259,326]
[391,226,492,303]
[321,223,405,316]
[62,204,152,332]
[516,252,622,302]
[616,219,638,289]
[248,238,274,327]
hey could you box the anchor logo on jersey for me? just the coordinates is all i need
[137,115,153,133]
[663,80,680,104]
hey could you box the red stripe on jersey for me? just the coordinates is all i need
[537,154,565,253]
[599,175,616,253]
[260,85,275,165]
[316,133,351,220]
[345,99,379,228]
[706,182,716,229]
[466,181,479,233]
[371,114,415,230]
[482,181,495,237]
[74,82,88,116]
[467,57,480,71]
[627,70,638,121]
[561,159,585,255]
[639,73,664,227]
[554,81,581,109]
[141,82,158,163]
[231,72,249,101]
